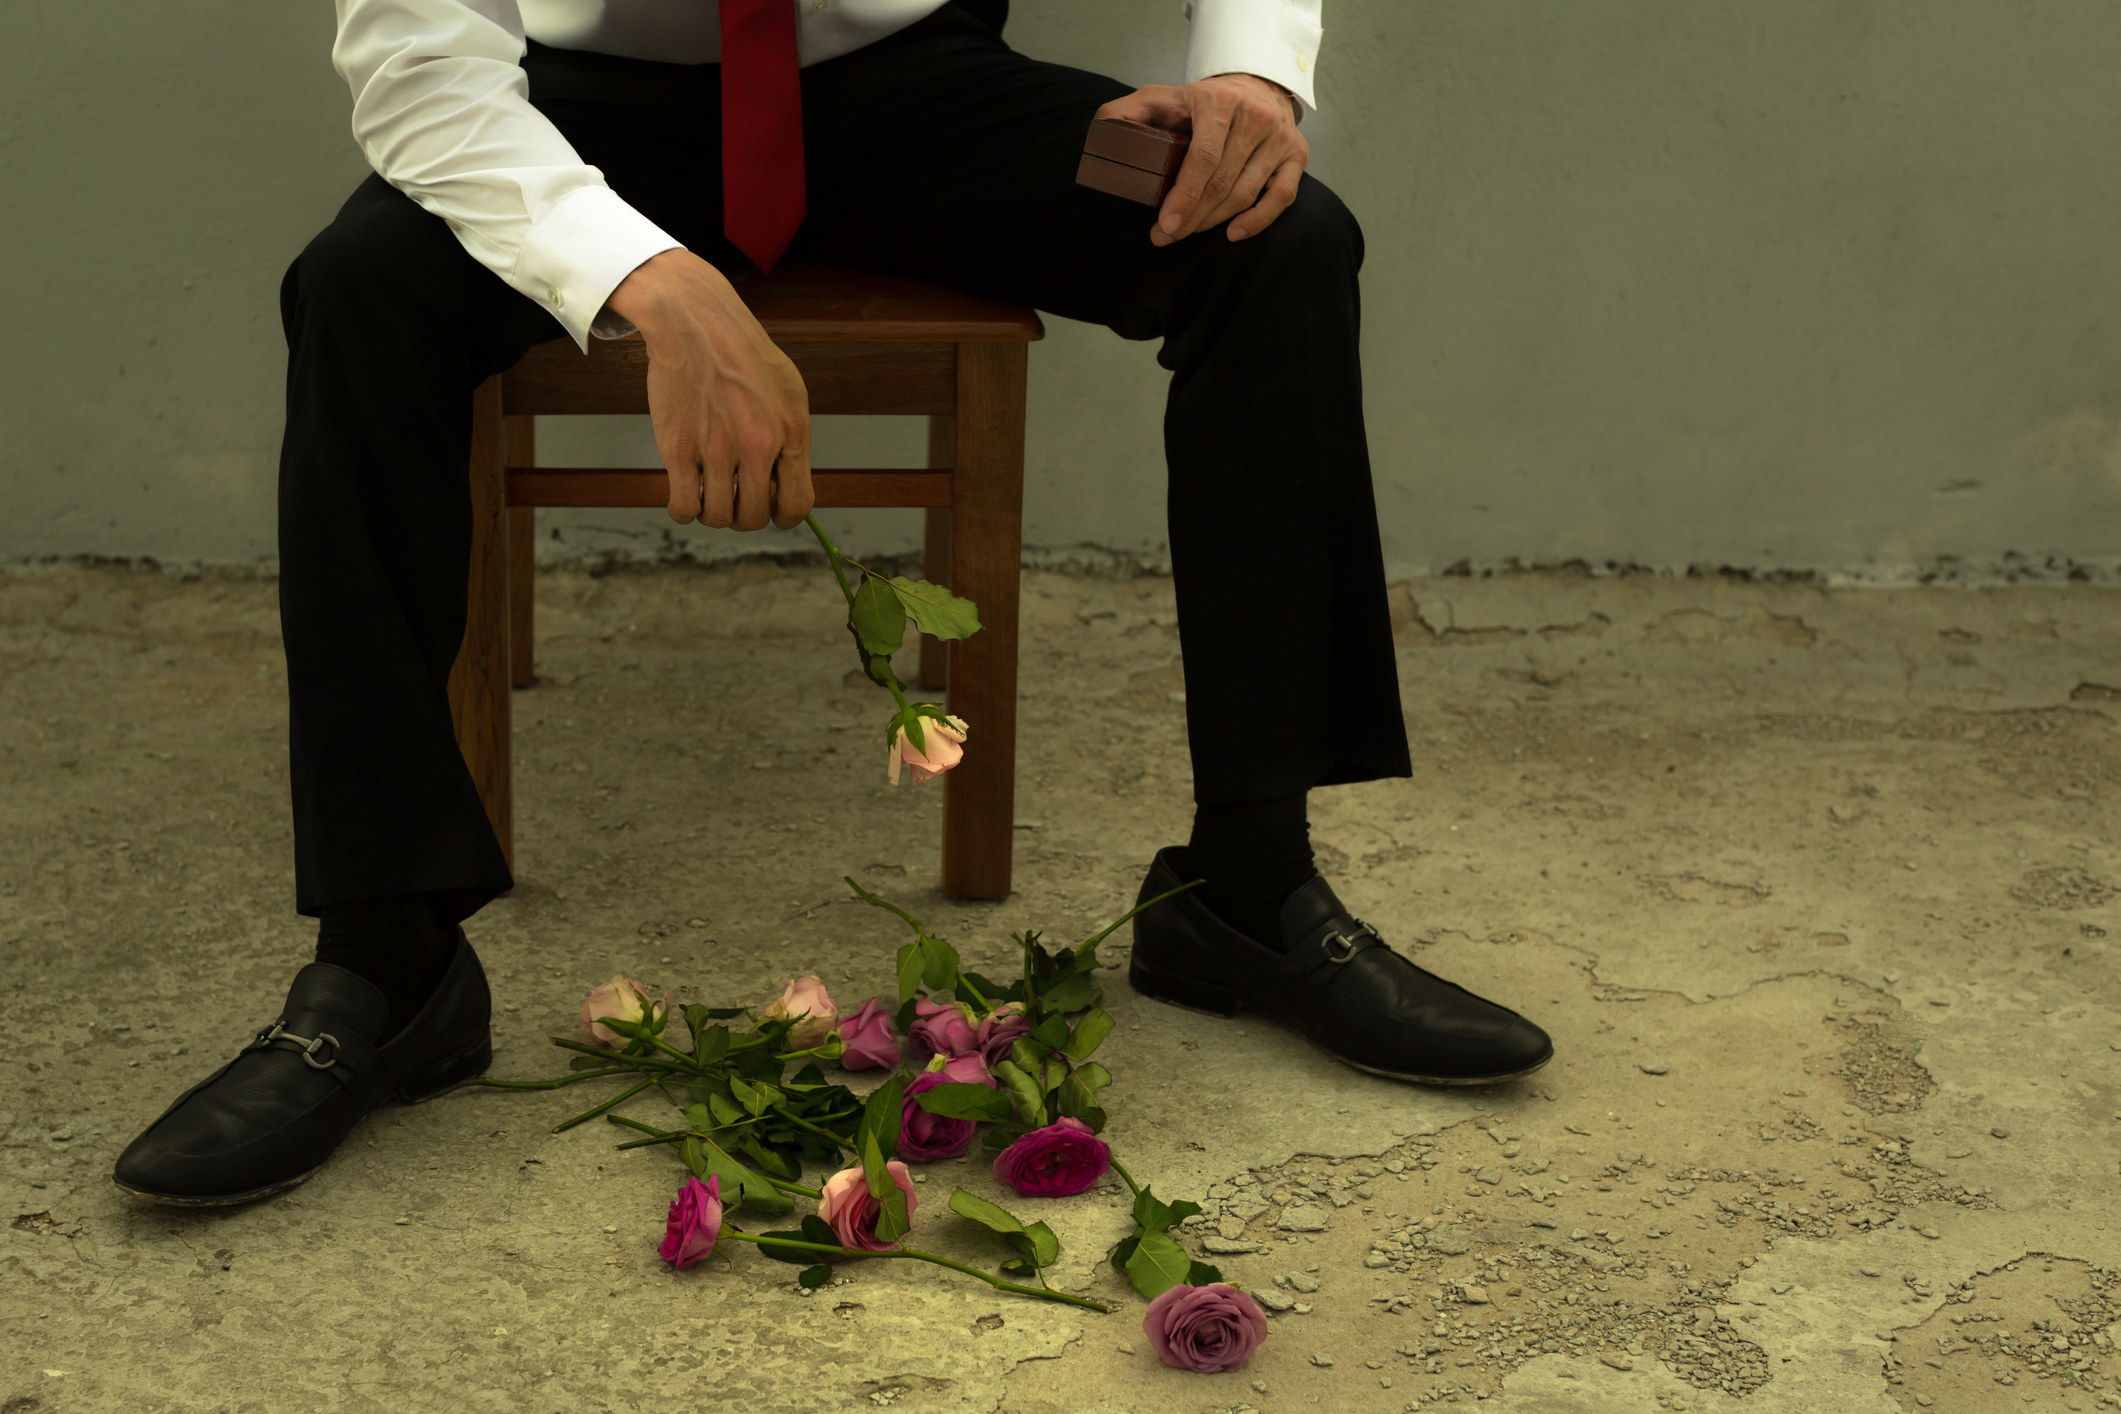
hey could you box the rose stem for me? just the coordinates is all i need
[763,1176,822,1199]
[454,1066,636,1090]
[804,514,858,608]
[1108,1157,1142,1200]
[768,1108,860,1153]
[550,1076,656,1133]
[841,879,993,1014]
[717,1233,1110,1312]
[547,1037,694,1073]
[1075,880,1205,952]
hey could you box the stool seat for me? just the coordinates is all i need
[446,261,1041,899]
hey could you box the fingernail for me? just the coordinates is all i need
[1229,226,1247,240]
[1161,211,1181,232]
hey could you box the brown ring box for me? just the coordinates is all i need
[1076,117,1191,206]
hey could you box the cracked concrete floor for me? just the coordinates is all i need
[1,560,2118,1414]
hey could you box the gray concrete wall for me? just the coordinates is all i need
[5,2,2120,581]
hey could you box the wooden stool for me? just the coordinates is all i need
[446,262,1043,899]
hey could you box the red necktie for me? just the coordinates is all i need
[719,0,807,273]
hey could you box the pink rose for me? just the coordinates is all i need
[887,714,968,786]
[898,1071,978,1163]
[817,1160,919,1252]
[991,1117,1111,1198]
[976,1003,1031,1069]
[935,1052,995,1088]
[908,997,979,1063]
[834,997,901,1071]
[1143,1283,1269,1373]
[580,975,669,1048]
[656,1175,723,1270]
[761,974,839,1049]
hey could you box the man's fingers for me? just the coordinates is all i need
[732,445,775,533]
[661,437,703,524]
[1228,160,1303,241]
[698,438,737,529]
[1197,142,1283,236]
[1095,85,1189,130]
[771,438,815,530]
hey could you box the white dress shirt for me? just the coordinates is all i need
[332,0,1325,350]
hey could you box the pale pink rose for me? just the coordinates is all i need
[762,974,840,1049]
[657,1175,722,1270]
[834,997,901,1071]
[908,997,979,1062]
[887,714,968,786]
[816,1161,919,1252]
[1143,1283,1269,1372]
[580,975,668,1048]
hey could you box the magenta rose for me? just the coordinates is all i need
[908,997,979,1062]
[1143,1283,1269,1373]
[656,1175,722,1270]
[991,1117,1111,1198]
[834,997,901,1071]
[976,1003,1031,1069]
[898,1071,978,1162]
[817,1160,919,1252]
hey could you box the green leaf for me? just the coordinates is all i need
[991,1060,1048,1129]
[1131,1185,1201,1234]
[728,1075,777,1117]
[916,1082,1016,1122]
[1021,1220,1060,1268]
[850,573,907,656]
[1123,1230,1193,1302]
[857,1073,907,1162]
[755,1228,817,1265]
[680,1134,792,1216]
[981,1126,1021,1151]
[948,1187,1027,1238]
[694,1024,731,1067]
[1107,1234,1141,1274]
[706,1092,746,1128]
[895,942,925,1008]
[1185,1260,1225,1287]
[886,576,982,641]
[1038,973,1100,1017]
[1073,1062,1113,1094]
[1028,1015,1072,1050]
[918,934,962,992]
[798,1264,835,1289]
[801,1215,839,1247]
[1059,1009,1114,1063]
[863,1132,911,1243]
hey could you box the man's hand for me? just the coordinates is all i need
[1096,74,1308,247]
[605,249,813,531]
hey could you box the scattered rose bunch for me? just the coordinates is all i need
[466,876,1266,1370]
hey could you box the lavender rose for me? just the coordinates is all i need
[835,996,901,1071]
[898,1071,978,1162]
[934,1052,994,1087]
[817,1160,919,1252]
[991,1117,1111,1198]
[908,997,979,1063]
[1143,1283,1269,1373]
[656,1175,723,1270]
[975,1003,1031,1069]
[761,974,839,1049]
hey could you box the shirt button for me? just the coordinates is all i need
[810,0,828,9]
[1296,53,1310,72]
[548,288,564,309]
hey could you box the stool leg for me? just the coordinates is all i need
[447,376,514,871]
[506,414,537,689]
[941,346,1024,900]
[917,415,954,692]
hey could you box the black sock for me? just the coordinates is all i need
[314,894,453,1042]
[1183,794,1315,950]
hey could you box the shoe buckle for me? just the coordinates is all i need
[1320,929,1366,964]
[256,1019,341,1070]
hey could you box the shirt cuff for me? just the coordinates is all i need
[510,185,683,352]
[1183,0,1322,114]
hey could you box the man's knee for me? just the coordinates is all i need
[1254,174,1364,275]
[280,183,472,338]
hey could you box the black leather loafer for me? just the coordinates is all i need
[112,933,492,1206]
[1130,848,1552,1084]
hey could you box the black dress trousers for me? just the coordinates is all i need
[277,1,1412,921]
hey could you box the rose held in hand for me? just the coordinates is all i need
[835,997,900,1071]
[580,975,666,1047]
[887,714,967,786]
[817,1160,920,1252]
[762,974,839,1049]
[657,1175,723,1270]
[1144,1283,1269,1373]
[992,1117,1111,1198]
